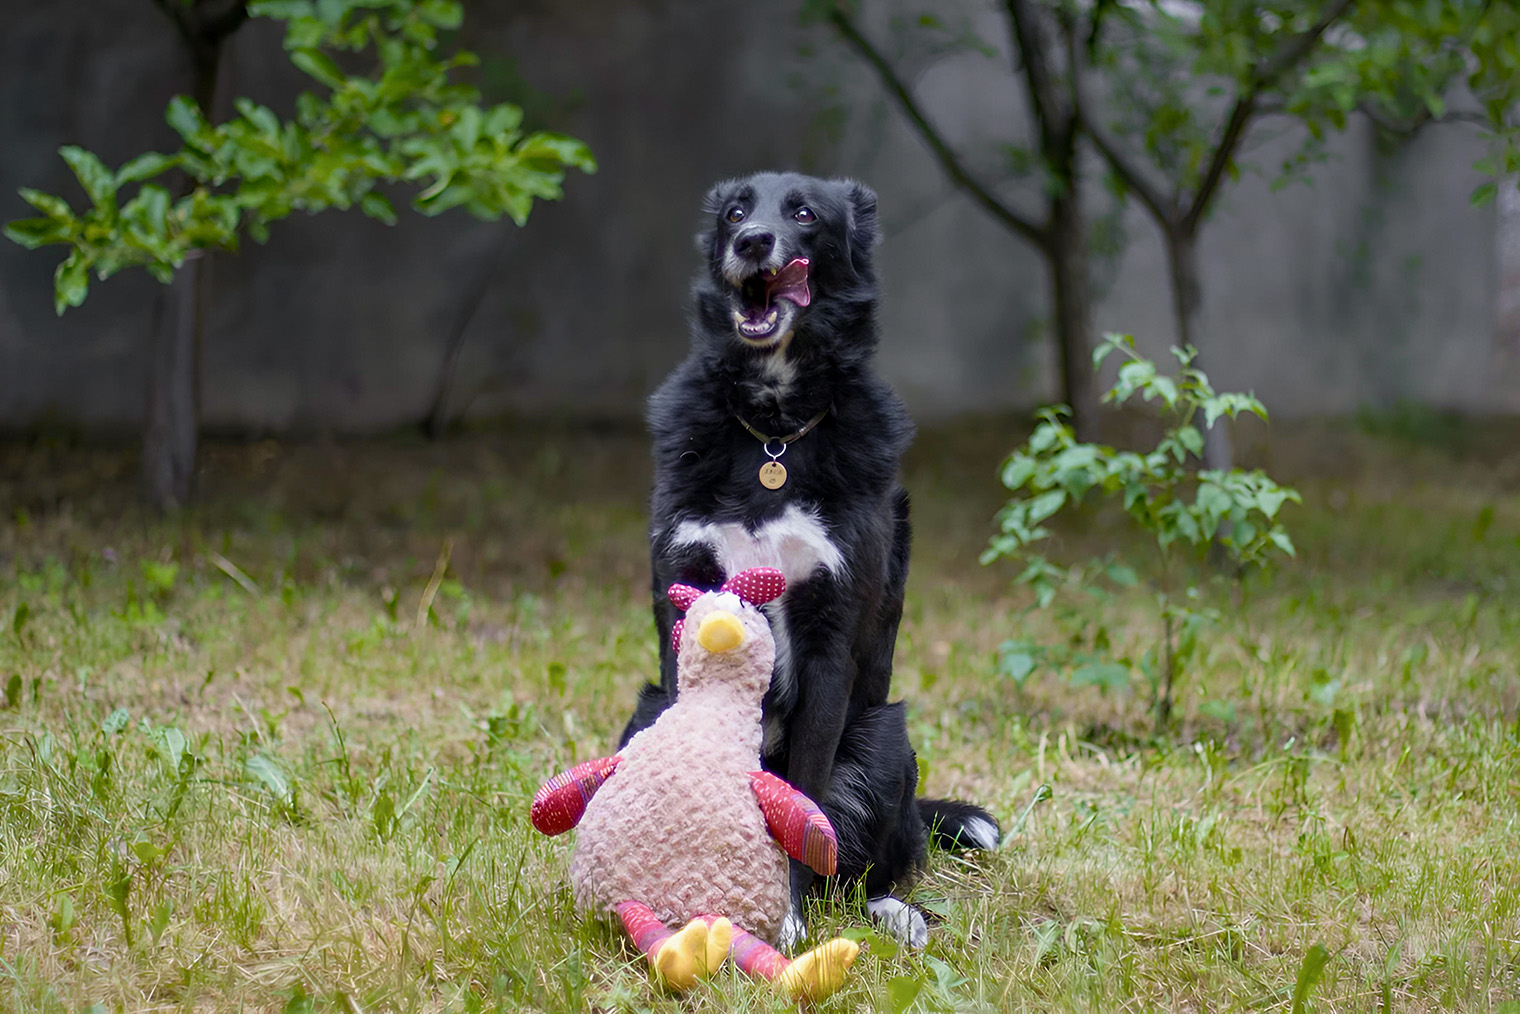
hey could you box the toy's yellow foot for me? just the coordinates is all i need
[777,937,860,1002]
[705,917,733,974]
[652,918,719,991]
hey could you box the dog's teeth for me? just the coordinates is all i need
[765,310,778,323]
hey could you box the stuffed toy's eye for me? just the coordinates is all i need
[794,207,816,224]
[727,206,746,223]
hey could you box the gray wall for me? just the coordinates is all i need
[1,0,1513,434]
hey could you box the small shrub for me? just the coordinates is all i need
[983,334,1301,730]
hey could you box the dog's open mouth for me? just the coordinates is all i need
[733,258,810,342]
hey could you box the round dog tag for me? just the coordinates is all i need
[758,461,788,489]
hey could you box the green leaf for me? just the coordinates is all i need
[1000,454,1036,491]
[283,983,317,1014]
[49,251,94,300]
[18,187,74,219]
[1257,487,1290,519]
[359,191,398,225]
[4,216,70,249]
[146,900,172,944]
[886,975,924,1013]
[290,48,347,89]
[246,753,293,804]
[1471,181,1499,207]
[165,95,209,142]
[372,790,395,841]
[1070,662,1131,693]
[104,856,133,946]
[1000,650,1036,686]
[249,0,315,18]
[1027,490,1067,525]
[840,925,899,960]
[1105,562,1140,587]
[116,151,180,185]
[3,673,20,708]
[1291,944,1332,1014]
[101,707,131,736]
[131,839,167,864]
[59,146,116,207]
[516,132,598,173]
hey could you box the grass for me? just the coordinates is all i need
[1,415,1519,1012]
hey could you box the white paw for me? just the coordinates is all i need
[867,896,928,949]
[779,908,808,952]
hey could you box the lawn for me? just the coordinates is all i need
[1,415,1518,1012]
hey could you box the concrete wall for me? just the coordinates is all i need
[0,0,1513,434]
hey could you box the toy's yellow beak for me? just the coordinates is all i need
[696,610,745,653]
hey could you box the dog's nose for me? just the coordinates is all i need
[696,610,745,653]
[733,229,775,262]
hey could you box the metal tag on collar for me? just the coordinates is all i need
[758,440,787,489]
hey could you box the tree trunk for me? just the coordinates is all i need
[1165,229,1233,470]
[141,20,228,511]
[143,258,203,510]
[424,226,510,440]
[1049,191,1102,442]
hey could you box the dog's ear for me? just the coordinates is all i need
[848,181,879,244]
[694,181,729,258]
[844,180,880,278]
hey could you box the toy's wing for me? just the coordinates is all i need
[531,756,622,836]
[749,770,838,876]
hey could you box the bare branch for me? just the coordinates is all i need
[199,0,250,43]
[1181,96,1256,236]
[1255,0,1356,86]
[1066,24,1177,229]
[149,0,248,53]
[1356,100,1491,135]
[828,7,1047,247]
[1003,0,1068,149]
[148,0,200,50]
[1182,0,1355,234]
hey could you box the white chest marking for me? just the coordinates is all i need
[672,505,846,586]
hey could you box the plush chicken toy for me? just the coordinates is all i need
[531,568,859,1000]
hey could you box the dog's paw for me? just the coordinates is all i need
[867,896,928,949]
[779,907,808,952]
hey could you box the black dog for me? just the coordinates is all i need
[620,172,999,947]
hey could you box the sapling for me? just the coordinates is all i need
[983,333,1300,731]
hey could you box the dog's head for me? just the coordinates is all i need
[694,172,879,352]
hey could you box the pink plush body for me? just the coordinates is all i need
[568,592,790,944]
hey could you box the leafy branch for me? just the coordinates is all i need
[3,0,596,314]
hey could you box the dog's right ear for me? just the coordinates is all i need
[847,181,879,244]
[694,181,730,258]
[844,180,880,278]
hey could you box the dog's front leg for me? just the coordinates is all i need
[776,584,857,950]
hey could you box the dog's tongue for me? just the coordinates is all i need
[766,258,811,308]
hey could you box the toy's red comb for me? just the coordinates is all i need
[667,584,703,612]
[721,567,787,606]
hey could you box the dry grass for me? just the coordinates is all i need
[1,413,1518,1012]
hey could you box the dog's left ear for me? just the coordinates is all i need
[694,180,730,258]
[844,180,879,277]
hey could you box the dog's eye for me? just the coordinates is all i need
[794,206,816,224]
[726,206,746,223]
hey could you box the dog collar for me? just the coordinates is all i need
[734,408,829,490]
